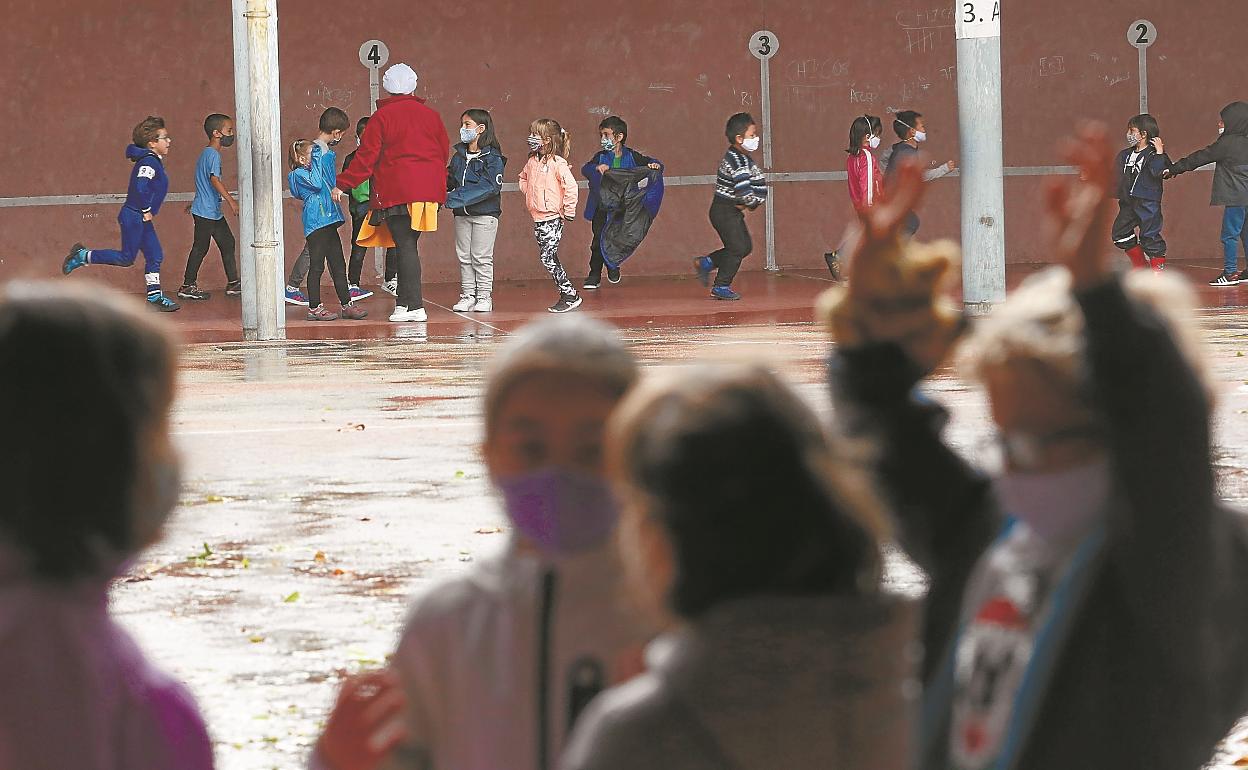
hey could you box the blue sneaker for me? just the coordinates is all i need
[63,243,88,275]
[693,256,714,287]
[710,286,741,301]
[284,286,310,306]
[146,293,181,313]
[348,284,374,301]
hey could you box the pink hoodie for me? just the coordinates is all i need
[519,154,579,222]
[0,547,214,770]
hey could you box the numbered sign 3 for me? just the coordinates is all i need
[358,39,390,70]
[749,30,780,60]
[1128,19,1157,49]
[955,1,1001,39]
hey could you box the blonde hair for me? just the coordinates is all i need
[288,139,312,171]
[530,118,571,160]
[483,316,637,441]
[959,266,1214,407]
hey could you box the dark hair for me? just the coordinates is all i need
[463,108,503,154]
[132,116,166,148]
[847,115,882,155]
[203,113,232,139]
[725,112,756,144]
[1128,114,1160,141]
[893,110,921,140]
[0,283,175,580]
[319,107,350,134]
[355,116,370,138]
[599,116,628,144]
[609,366,885,619]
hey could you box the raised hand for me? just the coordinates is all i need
[1044,122,1116,291]
[316,670,408,770]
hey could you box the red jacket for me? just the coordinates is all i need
[846,148,883,212]
[335,95,451,208]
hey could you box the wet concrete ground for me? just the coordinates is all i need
[110,265,1248,769]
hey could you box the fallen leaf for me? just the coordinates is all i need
[454,470,466,479]
[241,557,251,569]
[282,591,300,603]
[474,527,503,535]
[248,635,265,643]
[332,568,346,576]
[314,551,327,563]
[337,422,366,432]
[205,494,225,503]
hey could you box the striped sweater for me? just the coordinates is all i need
[714,148,767,208]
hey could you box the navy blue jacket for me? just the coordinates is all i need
[1115,145,1169,202]
[122,144,169,215]
[445,144,505,217]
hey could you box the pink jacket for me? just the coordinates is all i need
[519,155,579,222]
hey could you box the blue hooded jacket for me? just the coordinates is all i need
[288,144,345,237]
[445,143,506,217]
[122,144,169,215]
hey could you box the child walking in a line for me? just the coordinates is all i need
[693,112,767,301]
[179,113,241,300]
[519,118,580,313]
[1112,114,1169,272]
[288,140,367,321]
[447,108,505,312]
[63,116,181,312]
[828,114,885,281]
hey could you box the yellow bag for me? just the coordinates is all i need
[355,202,440,248]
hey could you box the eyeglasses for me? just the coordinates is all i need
[156,135,172,143]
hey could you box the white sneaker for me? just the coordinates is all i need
[389,305,428,322]
[472,298,493,312]
[382,279,398,297]
[452,295,475,312]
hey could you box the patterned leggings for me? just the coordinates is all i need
[535,218,576,298]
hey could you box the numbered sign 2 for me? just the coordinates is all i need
[749,30,780,60]
[955,1,1001,39]
[1128,19,1157,49]
[358,39,390,70]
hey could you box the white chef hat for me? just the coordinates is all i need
[382,63,418,95]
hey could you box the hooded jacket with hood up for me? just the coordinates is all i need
[1168,101,1248,206]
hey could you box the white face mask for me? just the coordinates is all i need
[1219,127,1226,135]
[1127,132,1142,147]
[742,135,761,152]
[868,135,882,149]
[994,457,1111,541]
[913,130,928,143]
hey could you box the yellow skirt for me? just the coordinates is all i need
[356,202,439,248]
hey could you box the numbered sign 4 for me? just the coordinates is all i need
[1128,19,1157,49]
[749,30,780,60]
[359,39,390,69]
[956,1,1001,39]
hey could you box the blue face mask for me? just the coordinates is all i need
[460,126,480,144]
[496,468,620,556]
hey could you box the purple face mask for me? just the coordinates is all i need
[994,458,1111,541]
[497,468,620,556]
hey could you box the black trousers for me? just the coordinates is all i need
[387,214,424,309]
[348,210,399,285]
[587,208,607,277]
[306,223,351,308]
[1112,198,1167,257]
[706,200,752,288]
[184,214,239,285]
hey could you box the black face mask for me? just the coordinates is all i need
[328,138,342,147]
[220,135,235,148]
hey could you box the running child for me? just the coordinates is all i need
[828,114,885,281]
[178,112,241,301]
[311,316,651,770]
[1112,114,1169,272]
[447,108,506,313]
[519,118,581,313]
[1164,101,1248,286]
[63,116,181,312]
[885,110,956,237]
[693,112,767,301]
[287,140,366,321]
[580,116,662,290]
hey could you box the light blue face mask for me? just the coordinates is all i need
[460,125,480,144]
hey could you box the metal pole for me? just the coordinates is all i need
[955,5,1006,314]
[242,0,285,340]
[1138,47,1148,114]
[760,56,778,271]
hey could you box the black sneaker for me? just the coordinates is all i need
[824,251,844,282]
[177,284,211,301]
[607,266,622,284]
[548,294,583,313]
[1209,272,1240,287]
[583,275,601,290]
[225,281,242,296]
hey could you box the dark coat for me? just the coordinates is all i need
[596,166,664,268]
[1168,101,1248,207]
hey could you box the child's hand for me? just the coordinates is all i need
[1151,137,1165,155]
[946,160,957,172]
[1161,168,1173,180]
[1044,121,1115,292]
[143,212,153,222]
[647,162,662,170]
[184,204,193,215]
[596,164,610,174]
[331,187,345,202]
[227,199,240,216]
[316,670,408,770]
